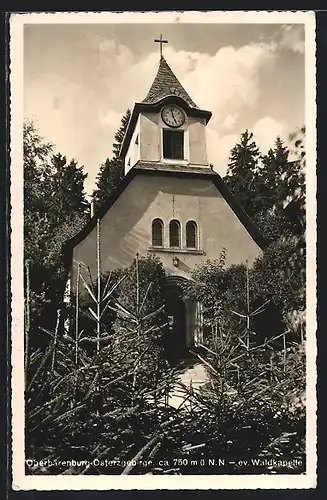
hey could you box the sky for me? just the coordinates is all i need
[24,21,305,195]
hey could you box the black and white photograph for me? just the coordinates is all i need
[10,11,316,490]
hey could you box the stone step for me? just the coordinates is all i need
[168,362,208,408]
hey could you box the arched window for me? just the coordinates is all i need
[186,220,198,248]
[152,218,164,247]
[169,219,181,248]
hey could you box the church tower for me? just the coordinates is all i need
[120,52,212,175]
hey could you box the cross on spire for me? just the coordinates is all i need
[154,34,168,57]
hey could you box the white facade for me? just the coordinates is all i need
[124,108,209,174]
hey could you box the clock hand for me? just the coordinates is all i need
[171,109,177,124]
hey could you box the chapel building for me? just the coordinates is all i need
[64,50,265,351]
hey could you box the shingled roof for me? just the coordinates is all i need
[135,160,213,175]
[142,56,199,109]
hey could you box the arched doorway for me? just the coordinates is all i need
[164,276,188,359]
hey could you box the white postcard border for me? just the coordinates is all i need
[10,10,317,490]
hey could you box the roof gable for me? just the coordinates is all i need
[63,162,266,258]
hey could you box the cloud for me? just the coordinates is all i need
[98,41,277,178]
[24,33,296,194]
[171,43,276,122]
[206,116,286,177]
[206,128,238,176]
[77,37,278,137]
[250,116,285,153]
[221,113,239,131]
[99,108,123,128]
[277,25,305,54]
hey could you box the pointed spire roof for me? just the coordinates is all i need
[120,55,212,159]
[142,56,199,109]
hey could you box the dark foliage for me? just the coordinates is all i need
[225,130,306,243]
[26,255,178,475]
[24,121,89,346]
[92,109,131,211]
[224,129,261,218]
[24,121,307,476]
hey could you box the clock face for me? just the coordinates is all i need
[161,105,185,128]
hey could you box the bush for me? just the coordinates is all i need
[183,233,305,344]
[25,250,306,476]
[25,254,178,475]
[150,326,306,475]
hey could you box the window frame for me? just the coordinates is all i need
[151,218,164,247]
[162,129,184,160]
[186,220,198,249]
[169,219,181,248]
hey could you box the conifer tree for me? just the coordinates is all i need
[225,131,305,242]
[112,108,131,158]
[24,120,54,215]
[224,130,261,218]
[92,109,131,210]
[47,153,89,224]
[254,136,305,241]
[260,137,290,211]
[252,137,292,242]
[284,126,306,236]
[26,255,177,474]
[23,120,89,338]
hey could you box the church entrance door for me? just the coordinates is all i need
[165,281,187,360]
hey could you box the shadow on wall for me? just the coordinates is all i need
[160,176,221,199]
[99,176,219,273]
[75,180,157,278]
[75,175,225,279]
[171,259,192,274]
